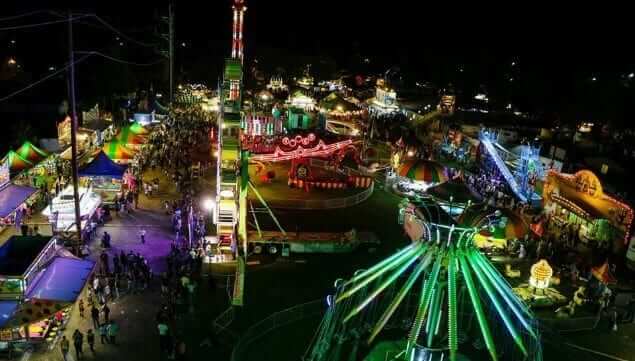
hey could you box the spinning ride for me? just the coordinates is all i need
[306,202,542,361]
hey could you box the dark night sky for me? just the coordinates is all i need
[2,0,635,152]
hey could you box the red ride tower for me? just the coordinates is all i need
[231,0,246,64]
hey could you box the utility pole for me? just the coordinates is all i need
[168,2,174,103]
[67,11,83,252]
[159,3,174,103]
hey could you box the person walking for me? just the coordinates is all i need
[99,323,109,344]
[158,321,170,354]
[60,335,70,361]
[107,321,119,345]
[91,305,100,329]
[140,228,147,244]
[72,329,84,360]
[78,299,85,318]
[86,329,95,353]
[102,303,110,323]
[175,339,186,361]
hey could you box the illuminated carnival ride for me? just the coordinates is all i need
[305,201,542,361]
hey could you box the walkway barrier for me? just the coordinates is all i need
[231,299,325,361]
[213,305,236,335]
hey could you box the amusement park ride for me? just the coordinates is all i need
[479,130,542,206]
[215,0,371,306]
[306,201,543,361]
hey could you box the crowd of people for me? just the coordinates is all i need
[143,107,215,192]
[154,242,206,360]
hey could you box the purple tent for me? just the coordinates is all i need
[0,184,37,218]
[26,257,95,302]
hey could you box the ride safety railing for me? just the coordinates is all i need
[271,182,374,210]
[231,299,325,361]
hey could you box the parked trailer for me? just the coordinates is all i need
[247,229,379,255]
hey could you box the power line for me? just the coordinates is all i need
[76,51,165,66]
[0,10,49,22]
[93,15,156,47]
[0,15,90,31]
[0,50,164,103]
[0,54,91,103]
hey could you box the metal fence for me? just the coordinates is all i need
[231,299,325,361]
[272,182,375,210]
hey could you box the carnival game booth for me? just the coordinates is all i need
[0,158,39,232]
[318,92,363,119]
[288,90,316,111]
[42,186,102,233]
[0,185,39,230]
[392,159,448,197]
[11,142,60,191]
[0,235,95,344]
[79,151,127,204]
[543,169,634,252]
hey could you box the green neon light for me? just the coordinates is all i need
[470,250,536,339]
[458,252,498,361]
[467,253,528,356]
[343,247,425,323]
[342,243,418,287]
[406,255,442,356]
[337,244,423,303]
[448,249,458,361]
[367,251,433,344]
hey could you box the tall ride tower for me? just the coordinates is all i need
[216,0,248,306]
[231,0,246,64]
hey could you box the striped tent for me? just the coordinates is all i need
[16,141,48,164]
[460,205,529,240]
[397,160,448,183]
[2,151,34,173]
[115,126,147,145]
[129,121,149,135]
[102,142,136,161]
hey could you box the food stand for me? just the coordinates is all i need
[42,186,101,233]
[0,235,94,344]
[0,158,39,232]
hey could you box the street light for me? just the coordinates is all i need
[202,198,216,225]
[8,58,16,66]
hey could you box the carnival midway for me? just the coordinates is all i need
[1,1,635,361]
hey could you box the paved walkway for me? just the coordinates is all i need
[26,167,228,361]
